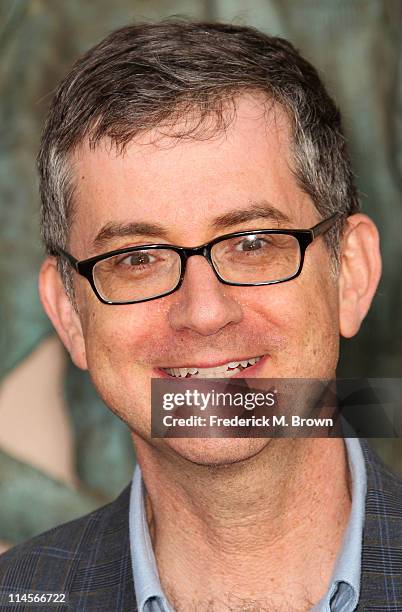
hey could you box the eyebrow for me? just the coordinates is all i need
[91,201,292,250]
[210,201,291,230]
[92,221,169,249]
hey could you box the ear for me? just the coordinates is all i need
[338,213,382,338]
[39,258,88,370]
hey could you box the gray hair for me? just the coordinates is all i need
[38,21,360,298]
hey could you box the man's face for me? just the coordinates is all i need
[61,96,342,464]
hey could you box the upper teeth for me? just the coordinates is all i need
[163,356,262,378]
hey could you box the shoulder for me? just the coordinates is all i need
[0,484,134,608]
[362,439,402,548]
[362,439,402,509]
[360,440,402,606]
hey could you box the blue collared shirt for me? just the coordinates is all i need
[129,438,366,612]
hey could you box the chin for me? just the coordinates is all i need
[164,437,270,467]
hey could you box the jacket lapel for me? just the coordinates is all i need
[68,485,137,611]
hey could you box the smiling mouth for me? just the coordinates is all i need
[160,355,264,378]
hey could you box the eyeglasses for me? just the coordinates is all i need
[56,212,342,305]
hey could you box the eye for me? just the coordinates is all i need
[235,235,270,252]
[119,251,156,266]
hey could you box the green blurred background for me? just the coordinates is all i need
[0,0,401,547]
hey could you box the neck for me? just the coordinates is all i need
[133,437,351,609]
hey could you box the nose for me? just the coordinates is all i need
[168,256,243,336]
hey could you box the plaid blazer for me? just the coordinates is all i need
[0,440,401,611]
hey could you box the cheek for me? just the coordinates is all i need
[287,275,340,375]
[78,303,161,431]
[82,303,160,368]
[252,270,340,376]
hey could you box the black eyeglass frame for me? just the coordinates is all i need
[55,212,343,305]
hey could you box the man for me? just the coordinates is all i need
[0,20,399,612]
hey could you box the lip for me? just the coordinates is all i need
[153,354,269,379]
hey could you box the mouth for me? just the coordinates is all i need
[158,355,265,378]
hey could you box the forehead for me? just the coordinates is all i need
[69,95,315,254]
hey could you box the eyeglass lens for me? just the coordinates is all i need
[211,233,300,284]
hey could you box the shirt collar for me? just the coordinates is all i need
[129,467,172,612]
[312,437,367,611]
[130,437,367,612]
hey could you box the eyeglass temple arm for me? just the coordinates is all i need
[311,212,343,239]
[54,247,79,270]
